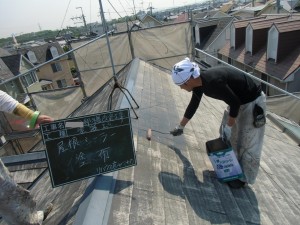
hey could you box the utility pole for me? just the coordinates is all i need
[147,3,155,15]
[38,23,42,31]
[71,7,88,35]
[133,0,136,15]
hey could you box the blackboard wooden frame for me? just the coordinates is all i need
[40,108,136,187]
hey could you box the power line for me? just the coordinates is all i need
[118,0,130,17]
[107,0,123,19]
[60,0,72,30]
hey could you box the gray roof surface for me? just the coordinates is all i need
[11,42,66,64]
[1,54,22,76]
[0,48,10,57]
[1,58,300,224]
[202,17,233,50]
[0,58,15,81]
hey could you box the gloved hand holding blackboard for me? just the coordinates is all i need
[41,108,136,187]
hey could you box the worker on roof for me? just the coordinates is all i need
[0,90,53,225]
[170,58,266,189]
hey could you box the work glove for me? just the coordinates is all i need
[170,124,184,136]
[222,124,232,141]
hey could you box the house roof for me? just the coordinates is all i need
[1,54,22,76]
[248,16,289,29]
[195,17,234,50]
[0,62,128,224]
[2,58,300,224]
[219,41,300,80]
[0,58,15,81]
[222,16,300,80]
[174,13,189,23]
[220,2,234,13]
[273,19,300,32]
[233,16,267,28]
[141,14,163,25]
[114,20,140,33]
[0,48,11,57]
[193,10,219,20]
[11,42,66,64]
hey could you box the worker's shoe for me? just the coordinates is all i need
[227,179,246,189]
[43,202,53,221]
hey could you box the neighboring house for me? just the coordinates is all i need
[13,42,74,90]
[257,0,300,15]
[90,22,114,35]
[140,14,163,28]
[0,54,41,102]
[163,13,179,23]
[219,2,236,13]
[218,16,300,96]
[0,57,23,100]
[174,12,190,23]
[194,16,234,67]
[193,9,220,20]
[114,15,162,31]
[230,4,267,19]
[113,20,140,33]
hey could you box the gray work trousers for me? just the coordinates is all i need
[0,159,43,225]
[220,92,266,184]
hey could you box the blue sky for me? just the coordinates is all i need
[0,0,202,38]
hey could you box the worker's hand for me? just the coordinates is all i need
[170,124,184,136]
[36,115,54,127]
[222,124,232,141]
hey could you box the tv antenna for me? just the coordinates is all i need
[98,0,139,119]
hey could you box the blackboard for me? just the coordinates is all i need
[40,108,136,187]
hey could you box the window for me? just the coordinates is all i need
[21,72,38,87]
[51,62,62,73]
[9,81,15,88]
[50,46,59,58]
[57,79,67,88]
[27,51,37,63]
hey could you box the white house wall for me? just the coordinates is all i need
[245,25,253,54]
[267,26,279,61]
[287,68,300,93]
[205,23,232,66]
[230,24,235,49]
[195,24,200,45]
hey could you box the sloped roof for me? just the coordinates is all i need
[114,20,140,33]
[1,54,22,76]
[248,16,289,29]
[195,17,234,50]
[233,16,267,28]
[2,58,300,224]
[220,3,234,13]
[11,42,65,64]
[141,14,163,25]
[273,19,300,32]
[219,41,300,80]
[0,48,10,57]
[0,61,128,224]
[174,13,189,23]
[0,58,15,81]
[193,10,220,20]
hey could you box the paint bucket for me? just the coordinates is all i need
[206,138,243,182]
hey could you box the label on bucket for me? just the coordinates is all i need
[208,148,243,182]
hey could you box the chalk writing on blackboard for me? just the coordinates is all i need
[41,108,136,187]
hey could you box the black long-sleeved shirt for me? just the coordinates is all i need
[184,66,261,119]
